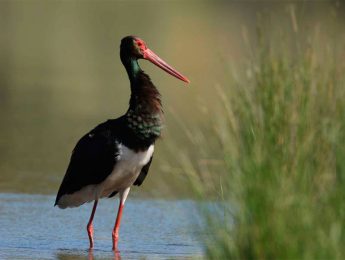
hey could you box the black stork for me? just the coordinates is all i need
[54,36,189,251]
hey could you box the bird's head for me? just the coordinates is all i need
[120,36,190,83]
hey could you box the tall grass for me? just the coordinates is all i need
[169,11,345,259]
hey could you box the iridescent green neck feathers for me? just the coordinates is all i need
[126,108,162,140]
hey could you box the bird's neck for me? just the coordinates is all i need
[123,58,163,140]
[123,58,141,82]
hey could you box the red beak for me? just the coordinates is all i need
[143,48,190,84]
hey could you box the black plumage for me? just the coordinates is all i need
[55,116,156,206]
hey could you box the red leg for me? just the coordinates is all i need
[87,200,98,249]
[112,202,124,251]
[112,187,130,251]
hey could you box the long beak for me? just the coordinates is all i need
[143,48,190,84]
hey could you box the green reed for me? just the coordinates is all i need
[167,14,345,259]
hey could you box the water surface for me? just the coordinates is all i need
[0,193,203,259]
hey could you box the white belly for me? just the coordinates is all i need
[57,144,154,208]
[101,144,154,196]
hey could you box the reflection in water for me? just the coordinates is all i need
[113,250,122,260]
[88,249,93,260]
[55,249,121,260]
[56,251,88,260]
[88,249,121,260]
[88,249,94,260]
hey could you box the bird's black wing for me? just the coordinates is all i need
[133,155,153,186]
[54,120,118,206]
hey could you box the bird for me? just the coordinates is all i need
[54,35,190,251]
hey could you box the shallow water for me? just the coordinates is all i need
[0,193,203,259]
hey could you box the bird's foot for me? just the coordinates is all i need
[112,231,119,251]
[114,249,121,260]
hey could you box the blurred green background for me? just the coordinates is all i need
[0,1,344,197]
[2,1,345,259]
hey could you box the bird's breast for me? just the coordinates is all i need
[126,109,163,140]
[117,143,154,167]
